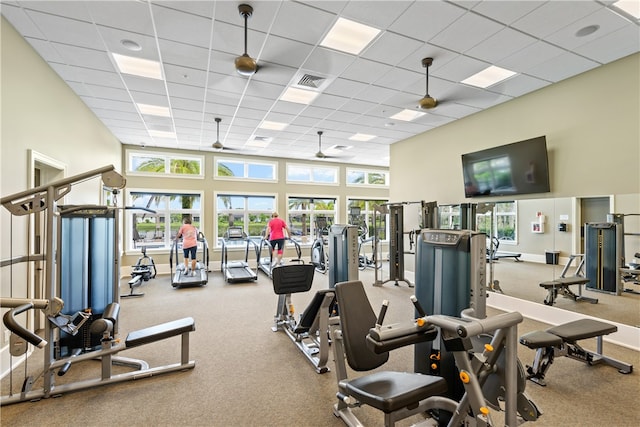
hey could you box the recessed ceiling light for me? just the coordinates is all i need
[612,0,640,19]
[120,39,141,51]
[148,130,175,139]
[390,109,426,122]
[137,103,171,117]
[349,133,376,142]
[461,65,517,88]
[259,120,288,131]
[320,17,381,55]
[280,87,319,105]
[575,25,600,37]
[112,53,163,80]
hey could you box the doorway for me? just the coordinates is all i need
[578,196,611,254]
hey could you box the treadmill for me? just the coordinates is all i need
[170,232,210,288]
[221,226,258,283]
[256,237,276,278]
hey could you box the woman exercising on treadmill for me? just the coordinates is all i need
[266,212,290,266]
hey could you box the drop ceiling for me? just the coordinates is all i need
[2,1,639,167]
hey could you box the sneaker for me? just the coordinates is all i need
[191,271,197,277]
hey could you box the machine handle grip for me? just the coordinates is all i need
[376,300,388,326]
[2,304,47,348]
[410,295,427,317]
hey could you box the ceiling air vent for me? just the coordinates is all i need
[297,74,326,89]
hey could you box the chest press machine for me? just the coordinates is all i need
[519,318,633,387]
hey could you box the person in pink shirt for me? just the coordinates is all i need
[176,217,198,276]
[266,212,290,266]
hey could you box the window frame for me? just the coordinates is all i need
[476,201,518,245]
[346,168,390,187]
[214,156,277,182]
[286,163,339,186]
[214,191,277,248]
[127,149,204,179]
[346,197,389,241]
[286,194,339,245]
[125,188,204,254]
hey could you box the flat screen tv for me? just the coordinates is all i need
[461,136,550,198]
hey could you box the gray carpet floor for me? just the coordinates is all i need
[1,260,639,426]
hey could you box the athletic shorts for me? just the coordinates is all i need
[183,246,197,260]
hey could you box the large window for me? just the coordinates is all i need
[128,151,203,177]
[287,197,337,243]
[346,169,389,187]
[286,164,338,185]
[437,202,517,243]
[347,199,388,240]
[216,194,275,246]
[215,157,277,181]
[127,191,202,251]
[476,201,517,243]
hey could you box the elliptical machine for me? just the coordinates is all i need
[122,246,157,298]
[310,216,329,274]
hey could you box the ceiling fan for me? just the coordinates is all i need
[418,57,438,110]
[212,117,229,151]
[314,130,349,160]
[235,4,258,77]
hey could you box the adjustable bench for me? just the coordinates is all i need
[519,318,633,386]
[539,277,597,305]
[540,253,598,305]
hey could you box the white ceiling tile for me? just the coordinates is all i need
[88,1,155,35]
[388,1,466,42]
[361,32,423,64]
[545,7,633,51]
[302,47,355,77]
[527,51,600,82]
[471,1,546,25]
[373,68,422,92]
[269,1,336,45]
[341,1,412,29]
[25,10,102,49]
[429,11,504,53]
[511,1,603,39]
[151,5,215,48]
[574,25,640,64]
[498,41,566,73]
[341,58,393,84]
[465,27,538,64]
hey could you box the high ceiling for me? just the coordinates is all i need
[2,1,639,167]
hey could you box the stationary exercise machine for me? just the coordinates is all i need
[271,264,336,373]
[330,280,540,427]
[414,229,487,403]
[122,246,157,298]
[373,200,437,287]
[169,231,209,288]
[607,213,640,294]
[220,226,257,283]
[327,224,359,289]
[310,216,330,274]
[519,318,633,386]
[256,232,304,279]
[0,165,196,405]
[584,222,622,295]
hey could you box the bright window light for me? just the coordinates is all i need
[280,87,319,105]
[112,53,163,80]
[320,17,381,55]
[613,0,640,19]
[259,120,288,131]
[461,65,517,88]
[148,130,176,139]
[390,109,426,122]
[137,103,171,117]
[349,133,376,142]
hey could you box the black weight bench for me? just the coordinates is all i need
[519,319,633,386]
[126,317,196,365]
[539,277,597,305]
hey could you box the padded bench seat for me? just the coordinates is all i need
[539,277,589,288]
[547,319,616,342]
[126,317,195,348]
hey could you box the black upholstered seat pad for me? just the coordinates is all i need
[346,371,447,413]
[539,277,589,288]
[546,319,616,342]
[519,330,563,348]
